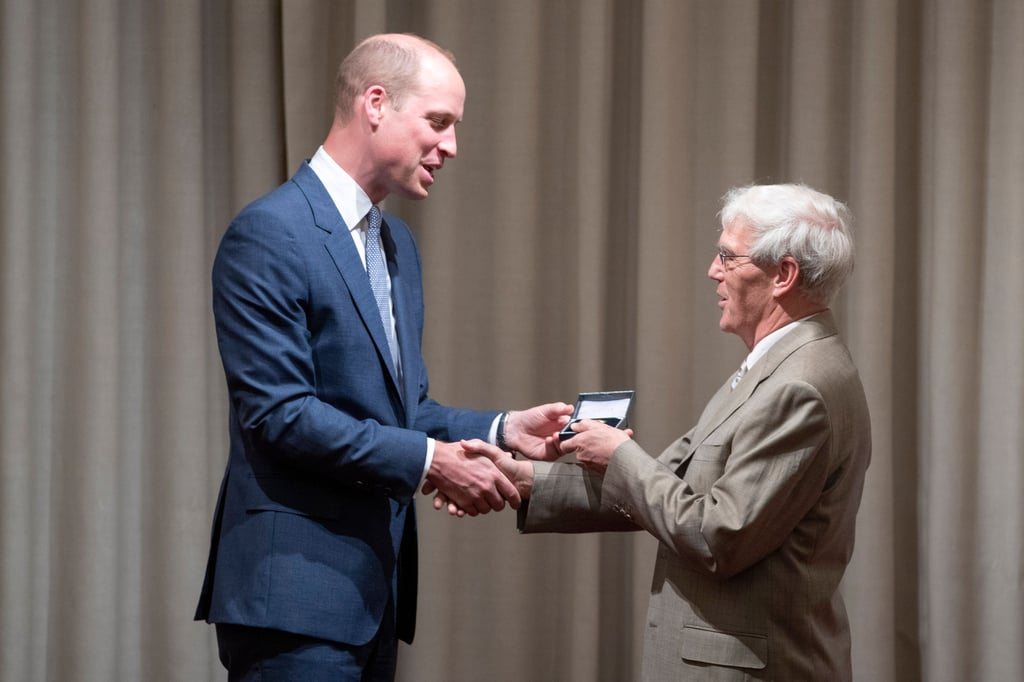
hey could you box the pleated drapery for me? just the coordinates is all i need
[2,2,1021,681]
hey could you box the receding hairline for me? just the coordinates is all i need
[333,33,458,121]
[357,32,456,63]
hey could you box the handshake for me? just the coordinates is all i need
[422,401,634,517]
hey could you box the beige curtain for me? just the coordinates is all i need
[2,1,1021,680]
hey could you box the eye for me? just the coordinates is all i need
[428,114,458,131]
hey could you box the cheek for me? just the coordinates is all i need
[725,283,746,308]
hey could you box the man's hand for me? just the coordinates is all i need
[426,440,535,517]
[462,439,533,499]
[503,402,574,461]
[556,419,633,476]
[425,441,521,516]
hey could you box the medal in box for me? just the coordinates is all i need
[558,390,635,440]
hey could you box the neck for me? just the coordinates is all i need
[322,124,384,203]
[749,301,827,349]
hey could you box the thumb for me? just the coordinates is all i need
[460,438,503,462]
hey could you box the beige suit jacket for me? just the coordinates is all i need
[520,311,871,681]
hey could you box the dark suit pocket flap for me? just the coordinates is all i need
[680,625,768,670]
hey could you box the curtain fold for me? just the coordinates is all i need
[1,1,1021,680]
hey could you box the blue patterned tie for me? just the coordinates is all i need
[365,206,399,372]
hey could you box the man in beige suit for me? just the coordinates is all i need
[456,183,871,680]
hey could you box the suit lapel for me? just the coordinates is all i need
[678,312,840,470]
[379,218,419,412]
[324,232,400,388]
[292,165,404,399]
[670,379,736,475]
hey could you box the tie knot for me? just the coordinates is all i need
[366,205,381,235]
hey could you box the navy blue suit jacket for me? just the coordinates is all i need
[195,163,496,646]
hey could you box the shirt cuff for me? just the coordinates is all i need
[420,437,435,487]
[488,413,502,445]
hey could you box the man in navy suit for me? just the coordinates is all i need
[195,33,571,680]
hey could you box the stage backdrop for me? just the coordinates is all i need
[1,1,1021,681]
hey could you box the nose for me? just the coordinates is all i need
[708,254,723,280]
[439,127,457,158]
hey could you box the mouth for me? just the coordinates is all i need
[421,162,440,180]
[417,165,435,188]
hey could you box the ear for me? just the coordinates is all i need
[362,85,388,127]
[773,256,800,296]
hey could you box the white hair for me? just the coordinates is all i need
[720,183,855,305]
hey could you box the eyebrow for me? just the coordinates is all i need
[427,112,460,125]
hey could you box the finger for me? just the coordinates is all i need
[440,484,478,516]
[545,401,574,417]
[494,475,521,510]
[554,403,574,422]
[471,497,490,515]
[433,490,457,513]
[461,439,503,463]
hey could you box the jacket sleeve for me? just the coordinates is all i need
[602,380,832,577]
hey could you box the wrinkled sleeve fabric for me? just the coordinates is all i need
[603,380,832,577]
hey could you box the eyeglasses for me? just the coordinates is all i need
[716,247,752,268]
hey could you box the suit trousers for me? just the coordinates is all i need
[216,596,398,682]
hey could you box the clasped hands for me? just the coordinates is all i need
[422,402,634,517]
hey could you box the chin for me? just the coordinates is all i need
[396,186,429,201]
